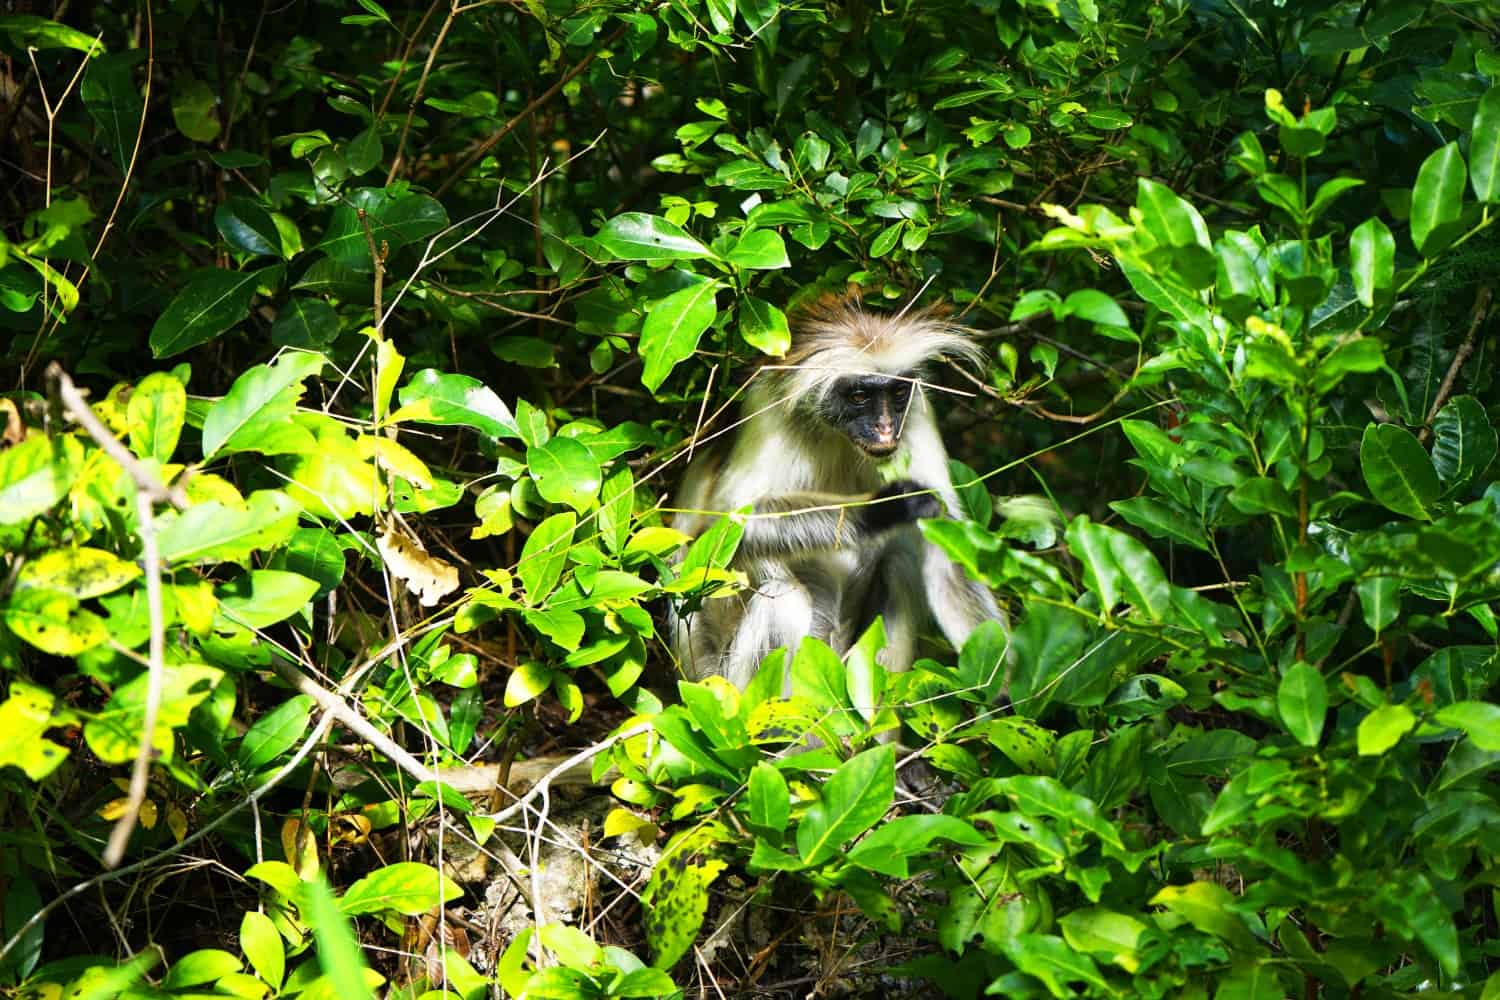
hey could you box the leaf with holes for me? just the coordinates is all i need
[596,213,716,262]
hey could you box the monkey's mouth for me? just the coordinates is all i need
[861,440,899,458]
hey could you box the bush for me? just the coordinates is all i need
[2,0,1497,996]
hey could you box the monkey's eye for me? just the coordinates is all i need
[849,389,868,405]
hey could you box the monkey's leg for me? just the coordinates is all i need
[872,534,925,675]
[720,571,815,691]
[921,540,1008,688]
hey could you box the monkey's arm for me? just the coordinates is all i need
[735,480,939,560]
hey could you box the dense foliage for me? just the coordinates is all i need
[3,0,1500,996]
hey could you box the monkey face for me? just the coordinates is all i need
[820,374,916,457]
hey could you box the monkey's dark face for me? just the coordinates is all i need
[821,375,916,457]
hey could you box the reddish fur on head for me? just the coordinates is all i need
[764,291,982,409]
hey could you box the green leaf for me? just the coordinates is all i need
[1215,962,1287,999]
[1316,336,1386,392]
[789,637,853,730]
[149,265,282,358]
[1110,497,1212,551]
[303,877,374,1000]
[1382,873,1459,977]
[1410,143,1466,256]
[1227,478,1296,519]
[995,775,1124,848]
[85,662,222,764]
[725,229,789,270]
[517,512,576,601]
[219,570,319,629]
[539,923,604,971]
[1470,88,1500,202]
[1435,737,1500,791]
[215,197,282,257]
[1434,701,1500,750]
[0,15,106,53]
[128,371,187,462]
[845,815,986,877]
[1059,908,1147,974]
[504,661,553,707]
[1357,703,1416,755]
[1308,178,1363,226]
[1431,395,1497,493]
[1150,882,1255,948]
[315,189,449,272]
[1360,423,1440,520]
[1352,574,1398,636]
[1277,662,1327,747]
[613,968,677,997]
[157,489,300,565]
[236,695,313,770]
[598,467,635,555]
[338,862,463,915]
[957,619,1010,702]
[1136,177,1208,248]
[15,546,140,599]
[345,127,382,175]
[0,434,82,527]
[0,682,71,780]
[739,295,791,356]
[163,949,241,989]
[869,221,903,257]
[1106,674,1186,720]
[596,213,715,262]
[171,77,220,142]
[748,761,790,833]
[640,278,720,392]
[1065,516,1171,621]
[4,588,108,656]
[1006,934,1111,996]
[392,369,520,440]
[642,846,726,969]
[527,437,602,514]
[1350,217,1395,307]
[277,527,346,598]
[202,350,323,459]
[795,744,895,865]
[1059,288,1134,339]
[239,910,285,989]
[81,52,143,170]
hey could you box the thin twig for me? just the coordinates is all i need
[0,707,338,964]
[46,363,188,509]
[266,658,439,786]
[19,29,108,384]
[101,491,166,867]
[433,26,626,198]
[385,1,459,185]
[1418,284,1490,443]
[473,725,649,818]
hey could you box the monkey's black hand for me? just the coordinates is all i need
[864,479,942,533]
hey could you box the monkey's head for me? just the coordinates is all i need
[818,373,915,457]
[775,295,983,459]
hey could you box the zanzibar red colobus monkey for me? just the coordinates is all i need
[669,296,1004,692]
